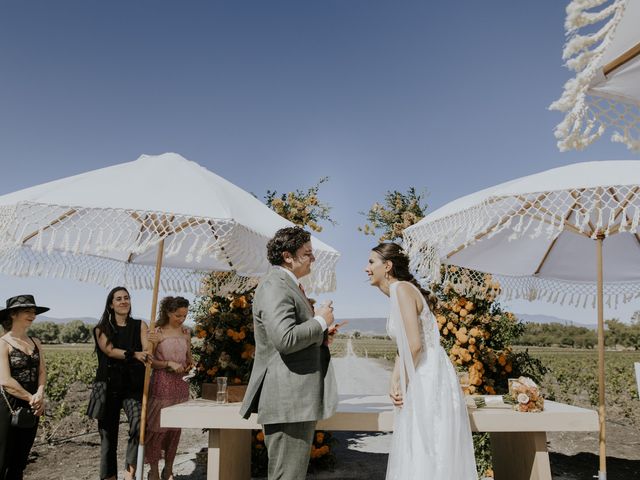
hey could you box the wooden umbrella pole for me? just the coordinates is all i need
[136,239,165,480]
[596,234,607,479]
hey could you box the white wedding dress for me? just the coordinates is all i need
[386,282,477,480]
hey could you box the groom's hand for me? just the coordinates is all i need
[316,301,335,327]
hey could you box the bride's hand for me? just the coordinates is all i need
[390,389,403,407]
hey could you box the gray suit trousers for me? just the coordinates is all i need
[264,421,316,480]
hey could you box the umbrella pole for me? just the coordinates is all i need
[596,234,606,480]
[136,239,165,480]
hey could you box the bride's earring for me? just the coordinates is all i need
[384,271,390,280]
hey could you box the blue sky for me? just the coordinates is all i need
[0,1,638,324]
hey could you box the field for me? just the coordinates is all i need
[25,340,640,479]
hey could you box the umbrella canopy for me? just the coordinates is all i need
[550,0,640,151]
[404,160,640,307]
[404,159,640,479]
[0,152,339,294]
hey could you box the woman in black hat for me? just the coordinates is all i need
[0,295,48,480]
[92,287,152,480]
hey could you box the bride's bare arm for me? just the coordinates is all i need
[396,283,423,366]
[390,354,403,406]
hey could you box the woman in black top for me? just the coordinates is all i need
[0,295,48,480]
[93,287,151,480]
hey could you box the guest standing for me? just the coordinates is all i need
[93,287,151,480]
[0,295,48,480]
[145,296,192,480]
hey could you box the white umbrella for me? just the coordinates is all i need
[0,152,340,479]
[404,160,640,480]
[0,152,338,294]
[550,0,640,152]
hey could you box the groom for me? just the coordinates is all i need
[240,226,338,479]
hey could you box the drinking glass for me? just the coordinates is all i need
[216,377,228,404]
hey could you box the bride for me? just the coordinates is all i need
[366,242,477,479]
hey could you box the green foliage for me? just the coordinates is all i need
[472,433,493,478]
[264,177,335,232]
[359,187,427,241]
[519,322,597,348]
[43,348,96,402]
[528,348,640,427]
[605,318,640,349]
[59,320,92,343]
[28,321,60,344]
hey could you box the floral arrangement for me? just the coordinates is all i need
[191,281,256,389]
[264,177,335,233]
[504,376,545,412]
[359,187,427,241]
[435,266,546,396]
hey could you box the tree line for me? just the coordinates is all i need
[518,314,640,350]
[27,320,93,344]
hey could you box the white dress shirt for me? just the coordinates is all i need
[276,266,328,331]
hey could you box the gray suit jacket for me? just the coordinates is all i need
[240,267,338,425]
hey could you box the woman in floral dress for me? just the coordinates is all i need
[145,296,192,480]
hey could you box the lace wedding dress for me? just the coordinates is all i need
[386,282,477,479]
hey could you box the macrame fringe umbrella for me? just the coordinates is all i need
[404,160,640,480]
[0,152,340,479]
[550,0,640,152]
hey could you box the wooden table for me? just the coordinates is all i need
[161,394,598,480]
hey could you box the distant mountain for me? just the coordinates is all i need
[515,313,596,330]
[337,317,387,335]
[37,315,99,325]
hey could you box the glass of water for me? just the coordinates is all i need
[216,376,228,404]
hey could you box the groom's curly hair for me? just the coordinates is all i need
[267,226,312,266]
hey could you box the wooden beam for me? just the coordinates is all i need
[208,220,234,269]
[603,41,640,77]
[570,190,596,237]
[533,197,582,275]
[21,209,77,244]
[445,194,547,259]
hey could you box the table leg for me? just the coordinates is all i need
[207,429,252,480]
[490,432,551,480]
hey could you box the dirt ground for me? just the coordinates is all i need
[23,373,640,480]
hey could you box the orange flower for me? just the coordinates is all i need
[315,432,325,443]
[256,431,264,442]
[197,329,207,339]
[231,295,249,310]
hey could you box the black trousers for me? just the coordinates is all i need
[98,392,141,479]
[0,402,39,480]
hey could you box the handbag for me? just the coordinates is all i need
[86,380,107,420]
[1,387,37,429]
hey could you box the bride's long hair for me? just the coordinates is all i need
[372,242,438,312]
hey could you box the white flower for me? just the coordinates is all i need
[517,393,530,404]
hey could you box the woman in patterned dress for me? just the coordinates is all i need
[145,296,192,480]
[0,295,48,480]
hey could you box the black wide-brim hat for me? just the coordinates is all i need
[0,294,50,320]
